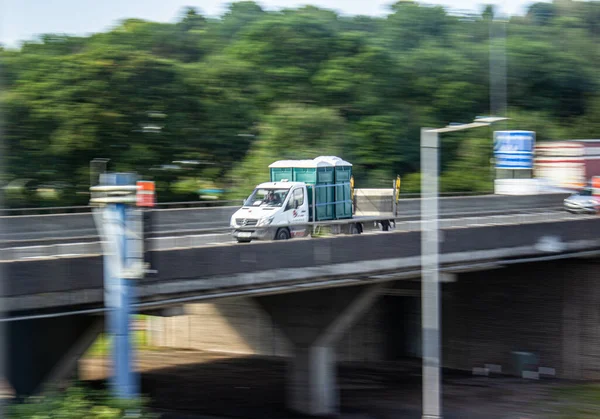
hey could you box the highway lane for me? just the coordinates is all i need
[1,207,588,261]
[0,193,569,244]
[0,204,567,248]
[0,205,239,243]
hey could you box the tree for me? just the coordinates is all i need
[179,7,206,32]
[219,1,266,42]
[384,2,456,51]
[229,104,347,196]
[482,4,495,21]
[527,2,556,26]
[2,0,600,206]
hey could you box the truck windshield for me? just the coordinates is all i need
[244,188,290,207]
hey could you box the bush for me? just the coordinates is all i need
[6,385,158,419]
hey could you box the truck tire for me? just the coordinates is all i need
[349,223,361,235]
[237,238,252,243]
[380,220,391,231]
[275,228,291,240]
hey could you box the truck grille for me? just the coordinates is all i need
[236,218,258,227]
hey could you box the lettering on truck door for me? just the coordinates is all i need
[286,187,309,237]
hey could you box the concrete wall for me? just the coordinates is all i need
[556,260,600,380]
[442,263,563,375]
[147,296,386,363]
[442,259,600,380]
[148,298,291,356]
[337,300,385,362]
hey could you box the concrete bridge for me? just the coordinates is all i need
[2,204,600,414]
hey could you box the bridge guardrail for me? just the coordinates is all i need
[0,209,594,262]
[0,191,501,216]
[0,200,244,216]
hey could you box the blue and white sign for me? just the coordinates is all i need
[493,130,536,169]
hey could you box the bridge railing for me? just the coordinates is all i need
[0,191,499,216]
[0,209,593,262]
[0,200,244,216]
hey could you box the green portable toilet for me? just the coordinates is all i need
[293,159,335,221]
[314,156,353,219]
[269,160,295,182]
[268,158,335,221]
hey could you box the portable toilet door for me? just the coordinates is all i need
[303,159,335,221]
[290,159,335,221]
[314,156,353,219]
[269,158,335,221]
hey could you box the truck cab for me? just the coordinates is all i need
[231,181,310,242]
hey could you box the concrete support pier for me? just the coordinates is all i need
[289,346,335,414]
[256,284,382,416]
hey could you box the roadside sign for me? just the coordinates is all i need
[493,131,535,170]
[137,181,155,207]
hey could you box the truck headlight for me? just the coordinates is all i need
[258,216,274,226]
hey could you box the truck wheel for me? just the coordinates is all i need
[275,228,291,240]
[381,220,391,231]
[350,224,361,235]
[237,238,252,243]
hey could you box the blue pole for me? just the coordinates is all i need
[103,173,139,399]
[103,230,117,393]
[114,201,131,398]
[122,203,139,398]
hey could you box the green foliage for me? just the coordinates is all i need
[400,172,421,194]
[6,385,157,419]
[2,0,600,206]
[85,330,150,358]
[230,103,347,196]
[545,383,600,418]
[441,135,495,193]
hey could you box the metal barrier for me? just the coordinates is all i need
[0,199,244,216]
[0,191,500,216]
[1,210,595,262]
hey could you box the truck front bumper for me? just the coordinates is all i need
[232,227,275,241]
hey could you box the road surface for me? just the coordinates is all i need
[0,194,568,245]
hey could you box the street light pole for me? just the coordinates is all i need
[420,117,508,419]
[421,128,441,419]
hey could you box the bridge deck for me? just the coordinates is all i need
[2,215,599,315]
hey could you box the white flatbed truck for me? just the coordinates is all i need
[230,156,399,243]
